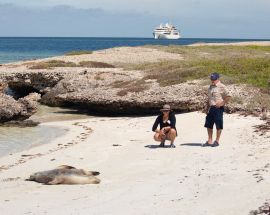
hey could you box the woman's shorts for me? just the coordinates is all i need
[204,106,224,129]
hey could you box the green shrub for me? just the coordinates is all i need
[123,45,270,89]
[79,61,115,68]
[29,60,77,69]
[65,50,93,56]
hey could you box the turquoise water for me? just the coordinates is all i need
[0,105,91,157]
[0,125,67,157]
[1,37,270,63]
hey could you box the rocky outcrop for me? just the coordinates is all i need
[1,71,66,95]
[0,93,41,123]
[40,70,207,115]
[1,65,267,116]
[0,81,7,93]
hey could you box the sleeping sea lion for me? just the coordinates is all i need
[27,165,100,185]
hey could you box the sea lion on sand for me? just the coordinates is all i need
[27,165,100,185]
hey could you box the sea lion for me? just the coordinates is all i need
[27,165,100,185]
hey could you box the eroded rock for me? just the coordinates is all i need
[0,93,41,123]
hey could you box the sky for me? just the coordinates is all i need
[0,0,269,38]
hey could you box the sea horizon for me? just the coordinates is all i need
[1,37,270,64]
[1,36,270,39]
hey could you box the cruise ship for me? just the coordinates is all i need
[153,23,181,39]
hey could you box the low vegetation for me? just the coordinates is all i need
[65,50,93,56]
[29,60,115,69]
[112,80,150,96]
[79,61,115,68]
[28,60,77,69]
[124,45,270,89]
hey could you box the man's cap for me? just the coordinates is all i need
[210,72,220,80]
[160,104,171,111]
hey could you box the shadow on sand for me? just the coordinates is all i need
[144,145,176,149]
[180,143,203,147]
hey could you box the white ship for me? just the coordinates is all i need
[153,23,181,39]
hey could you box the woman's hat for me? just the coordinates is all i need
[160,104,171,111]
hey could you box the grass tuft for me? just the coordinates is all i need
[79,61,115,68]
[65,50,93,56]
[113,79,150,96]
[28,60,77,69]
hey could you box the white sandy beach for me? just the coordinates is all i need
[0,112,269,215]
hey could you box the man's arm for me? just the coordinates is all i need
[202,91,210,114]
[216,96,231,108]
[216,85,231,108]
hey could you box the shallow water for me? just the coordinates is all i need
[0,125,66,157]
[30,104,91,123]
[0,105,91,157]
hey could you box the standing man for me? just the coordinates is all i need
[203,72,230,147]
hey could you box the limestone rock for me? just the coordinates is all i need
[0,93,41,123]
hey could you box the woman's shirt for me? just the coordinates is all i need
[152,112,177,133]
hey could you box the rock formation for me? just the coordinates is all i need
[0,93,41,123]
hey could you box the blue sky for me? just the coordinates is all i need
[0,0,269,38]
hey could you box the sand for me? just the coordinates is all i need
[0,112,269,215]
[1,46,183,67]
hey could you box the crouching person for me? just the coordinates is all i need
[152,104,177,148]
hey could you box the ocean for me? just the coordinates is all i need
[1,37,270,64]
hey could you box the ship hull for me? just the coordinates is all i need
[153,33,180,39]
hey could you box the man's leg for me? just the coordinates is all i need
[216,129,222,143]
[204,108,214,145]
[207,128,213,144]
[214,107,224,145]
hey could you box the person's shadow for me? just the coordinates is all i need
[144,145,175,149]
[180,143,202,147]
[145,143,203,149]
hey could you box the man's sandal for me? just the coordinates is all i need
[211,141,219,147]
[202,141,211,147]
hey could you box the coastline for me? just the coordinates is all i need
[0,119,91,170]
[0,112,269,214]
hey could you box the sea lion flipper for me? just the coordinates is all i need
[83,170,100,176]
[46,177,63,185]
[57,165,76,170]
[89,177,101,184]
[91,171,100,176]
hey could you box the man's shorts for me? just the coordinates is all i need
[204,106,224,129]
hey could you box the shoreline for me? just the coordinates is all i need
[0,118,92,170]
[0,123,67,158]
[0,112,269,214]
[0,120,88,170]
